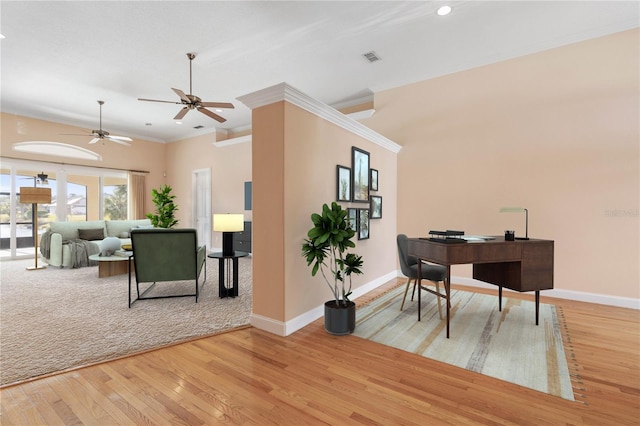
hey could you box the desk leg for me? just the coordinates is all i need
[417,261,422,321]
[445,265,451,339]
[535,290,540,325]
[499,286,503,311]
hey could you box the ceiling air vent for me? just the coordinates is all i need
[362,51,381,63]
[193,125,205,129]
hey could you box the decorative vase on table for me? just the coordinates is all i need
[101,237,121,256]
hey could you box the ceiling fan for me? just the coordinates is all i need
[138,52,234,123]
[62,100,132,146]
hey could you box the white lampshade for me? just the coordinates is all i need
[213,214,244,232]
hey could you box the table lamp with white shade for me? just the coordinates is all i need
[213,213,244,256]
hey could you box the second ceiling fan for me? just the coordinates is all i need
[138,53,234,123]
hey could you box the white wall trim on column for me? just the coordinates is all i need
[237,82,401,154]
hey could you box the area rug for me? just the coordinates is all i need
[353,285,576,401]
[0,257,252,386]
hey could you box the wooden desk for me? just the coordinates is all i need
[408,237,554,338]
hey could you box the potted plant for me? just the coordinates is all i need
[146,184,179,228]
[302,202,364,335]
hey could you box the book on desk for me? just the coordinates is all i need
[114,249,133,257]
[420,230,496,244]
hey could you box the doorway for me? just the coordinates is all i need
[192,168,212,249]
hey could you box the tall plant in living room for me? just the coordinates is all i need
[146,184,179,228]
[302,201,363,335]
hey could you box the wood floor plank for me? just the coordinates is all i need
[1,278,638,425]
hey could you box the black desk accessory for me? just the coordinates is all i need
[424,230,467,244]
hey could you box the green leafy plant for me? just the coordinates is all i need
[146,184,179,228]
[301,202,363,306]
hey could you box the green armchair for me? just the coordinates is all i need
[128,228,207,307]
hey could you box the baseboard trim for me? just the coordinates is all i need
[451,276,640,310]
[251,271,399,336]
[250,271,640,337]
[250,314,286,336]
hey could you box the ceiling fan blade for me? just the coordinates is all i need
[88,138,101,144]
[172,88,191,103]
[108,135,133,142]
[138,97,181,104]
[107,137,132,146]
[174,107,189,120]
[198,107,226,123]
[199,102,235,109]
[60,132,91,136]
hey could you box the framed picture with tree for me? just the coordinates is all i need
[352,147,370,202]
[370,169,379,191]
[336,165,351,202]
[347,208,358,231]
[371,195,382,219]
[358,208,370,240]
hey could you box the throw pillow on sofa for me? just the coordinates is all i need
[78,228,105,241]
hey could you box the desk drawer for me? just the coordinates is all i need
[447,243,521,264]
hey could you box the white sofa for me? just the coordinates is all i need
[42,219,152,268]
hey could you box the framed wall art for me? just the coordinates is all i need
[358,208,370,240]
[347,208,358,231]
[336,165,351,202]
[370,169,379,192]
[370,195,382,219]
[351,147,370,202]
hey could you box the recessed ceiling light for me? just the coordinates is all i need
[215,109,223,113]
[0,34,5,39]
[175,121,183,125]
[437,5,452,16]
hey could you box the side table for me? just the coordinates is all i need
[207,251,249,298]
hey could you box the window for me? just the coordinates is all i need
[0,162,129,259]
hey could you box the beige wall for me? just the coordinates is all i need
[1,113,166,214]
[3,28,636,304]
[164,132,252,246]
[252,102,286,321]
[364,29,639,299]
[251,99,398,324]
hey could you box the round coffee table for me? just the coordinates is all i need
[88,254,133,278]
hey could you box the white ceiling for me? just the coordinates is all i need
[1,1,638,143]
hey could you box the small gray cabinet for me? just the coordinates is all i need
[233,221,252,253]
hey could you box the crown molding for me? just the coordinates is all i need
[237,83,401,154]
[213,135,252,147]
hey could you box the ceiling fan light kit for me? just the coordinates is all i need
[138,52,234,123]
[61,100,132,146]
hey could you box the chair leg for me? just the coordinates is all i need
[400,278,412,310]
[411,279,418,301]
[435,280,443,320]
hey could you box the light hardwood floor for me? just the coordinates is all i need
[2,279,638,425]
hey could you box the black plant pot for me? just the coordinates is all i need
[324,300,356,335]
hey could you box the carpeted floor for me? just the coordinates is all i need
[0,256,252,386]
[353,284,576,401]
